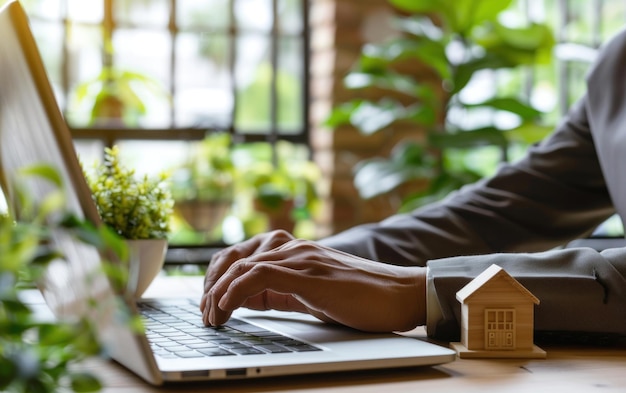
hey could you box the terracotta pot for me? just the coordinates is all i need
[175,199,231,232]
[253,197,295,233]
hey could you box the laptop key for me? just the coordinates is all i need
[187,343,219,349]
[254,344,292,353]
[197,348,235,357]
[284,343,321,352]
[226,346,264,355]
[175,351,205,358]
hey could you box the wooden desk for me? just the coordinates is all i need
[89,276,626,392]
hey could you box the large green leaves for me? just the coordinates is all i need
[326,99,435,135]
[354,142,436,199]
[328,0,555,208]
[390,0,513,34]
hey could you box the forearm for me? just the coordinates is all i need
[425,247,626,341]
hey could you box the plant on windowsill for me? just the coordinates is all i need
[169,133,235,240]
[237,140,320,236]
[69,66,169,128]
[326,0,555,212]
[0,164,129,393]
[84,145,174,297]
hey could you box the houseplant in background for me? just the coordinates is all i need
[326,0,555,212]
[235,140,320,237]
[169,133,236,243]
[0,164,129,393]
[85,145,174,297]
[69,66,169,128]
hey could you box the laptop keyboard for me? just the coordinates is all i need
[139,301,321,359]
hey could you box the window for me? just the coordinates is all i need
[513,0,626,236]
[18,0,309,152]
[485,309,516,350]
[9,0,312,245]
[464,0,625,236]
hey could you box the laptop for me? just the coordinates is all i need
[0,0,456,385]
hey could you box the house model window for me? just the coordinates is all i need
[485,309,515,349]
[450,264,546,359]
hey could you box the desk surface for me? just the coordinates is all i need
[88,276,626,392]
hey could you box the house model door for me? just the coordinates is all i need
[485,309,516,349]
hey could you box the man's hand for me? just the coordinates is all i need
[200,230,427,332]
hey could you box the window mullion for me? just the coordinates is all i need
[169,0,177,128]
[228,0,238,141]
[268,0,280,166]
[557,0,570,116]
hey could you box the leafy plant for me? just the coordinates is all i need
[170,133,235,203]
[69,66,169,128]
[85,145,174,240]
[234,140,320,233]
[0,164,128,393]
[327,0,555,211]
[167,133,236,239]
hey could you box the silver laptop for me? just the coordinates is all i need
[0,0,455,385]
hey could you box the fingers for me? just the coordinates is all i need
[200,230,294,313]
[204,257,324,326]
[199,239,428,332]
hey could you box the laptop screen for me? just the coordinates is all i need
[0,1,114,317]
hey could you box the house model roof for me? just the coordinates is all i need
[456,264,540,304]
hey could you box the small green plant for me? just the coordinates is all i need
[0,164,129,393]
[69,66,169,128]
[86,146,174,240]
[170,133,235,203]
[168,133,235,238]
[235,140,320,235]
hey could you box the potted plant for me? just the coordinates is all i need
[236,140,320,236]
[69,66,169,128]
[326,0,555,212]
[85,145,174,297]
[0,164,128,393]
[170,133,235,237]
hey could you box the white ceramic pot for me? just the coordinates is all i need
[126,238,168,298]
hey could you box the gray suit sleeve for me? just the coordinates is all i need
[320,81,614,267]
[319,30,626,341]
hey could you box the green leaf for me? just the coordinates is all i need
[453,0,513,34]
[344,72,439,104]
[0,297,31,314]
[453,54,514,93]
[428,127,508,149]
[38,323,76,346]
[349,99,406,135]
[345,72,415,95]
[25,378,49,393]
[464,97,542,121]
[18,164,63,188]
[98,225,128,262]
[389,0,444,13]
[474,22,555,66]
[394,15,444,41]
[399,170,482,211]
[70,372,102,393]
[36,190,66,221]
[505,122,553,144]
[405,104,437,126]
[0,355,17,390]
[361,38,451,80]
[353,142,436,199]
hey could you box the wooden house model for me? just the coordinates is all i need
[450,264,546,358]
